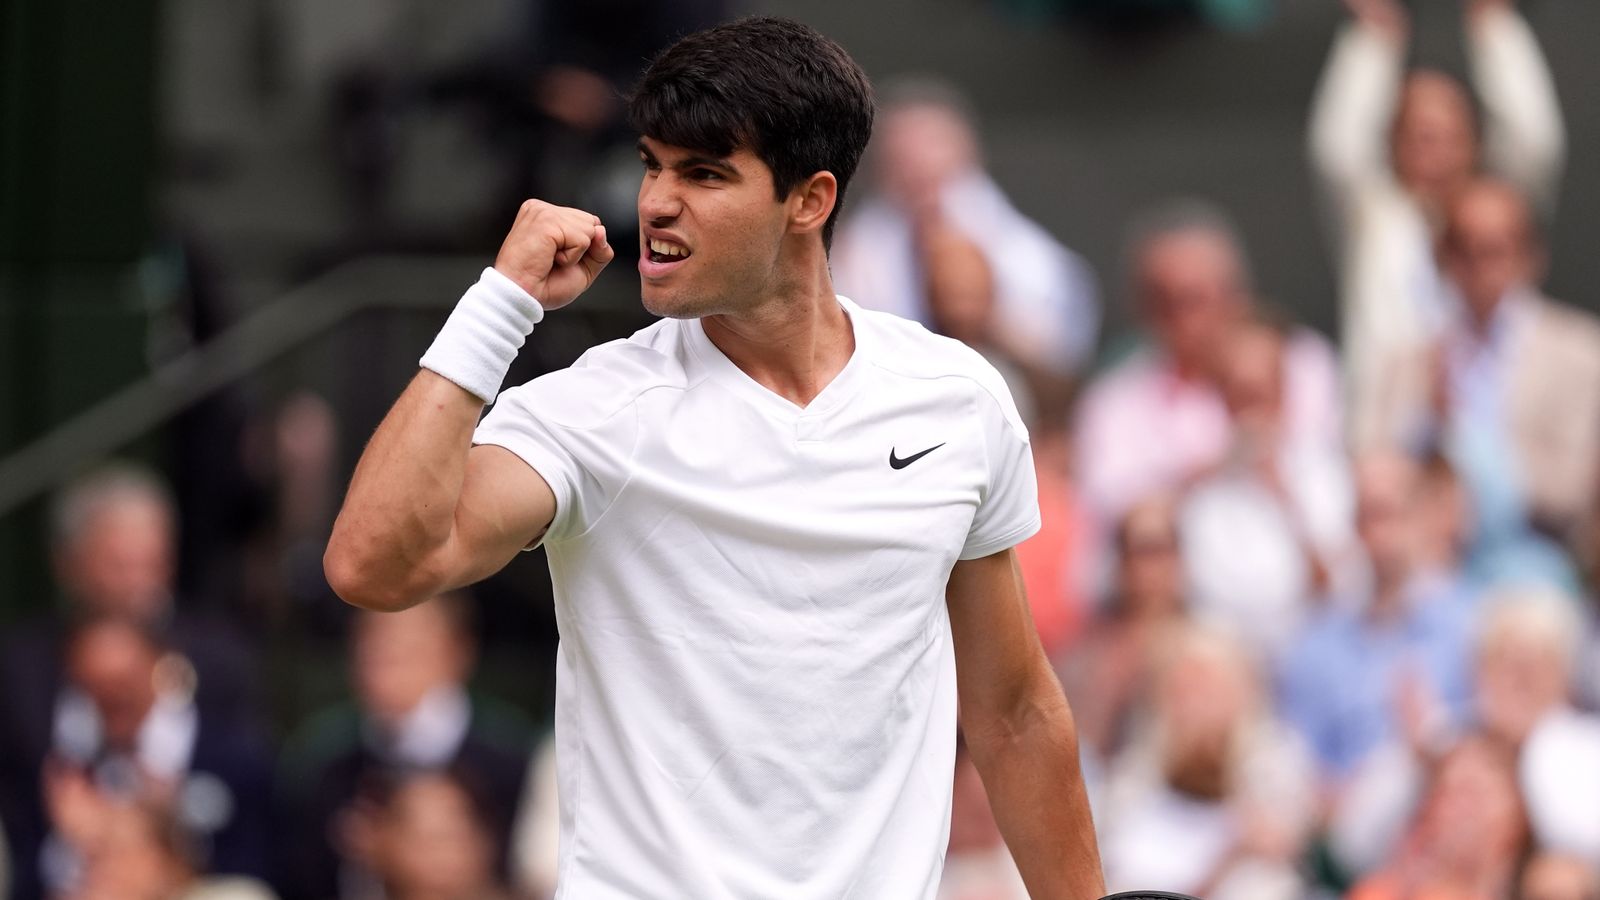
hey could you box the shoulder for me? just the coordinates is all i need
[852,302,1027,435]
[1078,348,1162,409]
[493,318,691,430]
[1530,296,1600,348]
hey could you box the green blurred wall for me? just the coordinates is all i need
[0,0,159,618]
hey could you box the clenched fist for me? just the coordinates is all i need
[494,200,615,311]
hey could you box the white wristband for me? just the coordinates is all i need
[419,267,545,403]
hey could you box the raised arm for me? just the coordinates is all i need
[324,201,614,611]
[946,548,1104,900]
[1308,0,1409,220]
[1466,0,1565,212]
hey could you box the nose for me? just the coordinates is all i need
[638,171,683,226]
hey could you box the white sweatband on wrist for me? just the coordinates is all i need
[419,267,545,403]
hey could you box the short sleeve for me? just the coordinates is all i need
[472,363,640,545]
[960,383,1041,560]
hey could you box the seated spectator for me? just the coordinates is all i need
[342,770,514,900]
[1058,496,1187,760]
[831,77,1100,381]
[278,595,532,900]
[1179,316,1355,662]
[1518,853,1600,900]
[1074,201,1341,529]
[58,798,277,900]
[1099,626,1315,900]
[1380,180,1600,551]
[1348,736,1529,900]
[936,734,1028,900]
[7,614,274,899]
[1309,0,1565,450]
[0,466,261,840]
[1280,451,1475,782]
[1331,588,1600,878]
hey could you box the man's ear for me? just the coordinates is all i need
[788,171,838,237]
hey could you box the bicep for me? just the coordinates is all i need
[438,444,558,588]
[945,548,1055,725]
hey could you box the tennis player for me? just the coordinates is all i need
[325,16,1103,899]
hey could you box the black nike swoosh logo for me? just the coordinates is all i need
[889,443,945,469]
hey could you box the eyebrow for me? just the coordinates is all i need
[636,140,738,175]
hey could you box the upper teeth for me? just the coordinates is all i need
[650,239,688,258]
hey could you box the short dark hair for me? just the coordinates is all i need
[628,16,875,249]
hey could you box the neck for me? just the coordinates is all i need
[701,249,852,407]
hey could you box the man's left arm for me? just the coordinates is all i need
[946,547,1104,900]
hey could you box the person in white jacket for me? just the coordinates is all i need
[1307,0,1564,450]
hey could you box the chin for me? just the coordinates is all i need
[641,285,716,319]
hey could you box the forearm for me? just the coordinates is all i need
[1308,22,1404,201]
[968,675,1104,900]
[1468,4,1565,209]
[325,370,484,609]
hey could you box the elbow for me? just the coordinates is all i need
[323,533,426,613]
[965,669,1080,761]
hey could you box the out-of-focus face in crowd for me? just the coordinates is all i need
[1474,592,1577,746]
[1115,498,1184,619]
[1411,738,1527,881]
[1354,452,1419,588]
[1391,70,1478,206]
[370,774,499,900]
[1440,179,1544,321]
[53,478,176,621]
[66,617,162,750]
[351,600,472,726]
[1218,320,1285,449]
[875,100,978,216]
[64,801,192,900]
[1154,630,1255,800]
[1135,227,1247,378]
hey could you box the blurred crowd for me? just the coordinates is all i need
[5,0,1600,898]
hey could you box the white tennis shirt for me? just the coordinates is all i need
[474,296,1040,898]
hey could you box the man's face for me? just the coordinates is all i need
[1441,183,1540,320]
[636,137,794,319]
[1392,72,1477,199]
[57,501,174,620]
[351,606,469,725]
[876,104,976,215]
[67,623,160,749]
[1137,230,1247,373]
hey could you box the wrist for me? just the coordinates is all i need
[419,267,545,404]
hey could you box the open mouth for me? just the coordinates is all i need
[646,237,691,265]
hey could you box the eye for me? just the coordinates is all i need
[640,156,661,173]
[689,168,723,183]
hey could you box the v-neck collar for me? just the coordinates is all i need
[685,295,868,421]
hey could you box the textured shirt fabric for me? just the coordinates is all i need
[474,297,1039,899]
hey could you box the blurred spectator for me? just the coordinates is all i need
[0,466,259,765]
[56,798,277,900]
[1073,200,1341,529]
[1059,496,1187,760]
[1280,451,1475,782]
[1310,0,1566,451]
[5,614,274,899]
[1333,588,1600,879]
[341,770,514,900]
[1519,853,1600,900]
[936,734,1028,900]
[832,77,1100,382]
[1349,736,1530,900]
[509,735,559,900]
[278,595,532,900]
[1179,316,1355,662]
[1377,180,1600,550]
[1098,626,1315,900]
